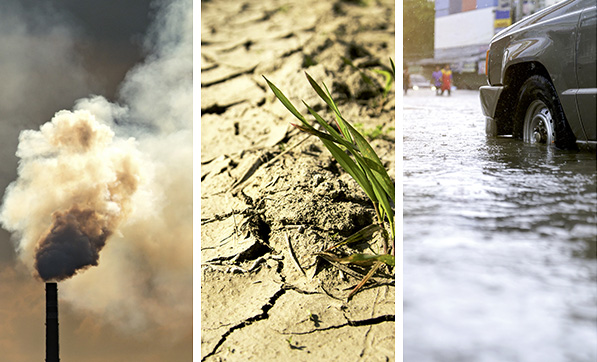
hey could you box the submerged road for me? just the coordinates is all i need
[403,89,597,362]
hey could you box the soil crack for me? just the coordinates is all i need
[346,314,395,326]
[281,284,320,295]
[201,288,287,361]
[201,101,245,115]
[200,66,257,87]
[279,314,395,335]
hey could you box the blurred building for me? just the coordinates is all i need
[419,0,565,89]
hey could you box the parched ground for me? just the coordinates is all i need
[201,0,395,360]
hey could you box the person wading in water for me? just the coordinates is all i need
[440,64,452,96]
[432,66,442,96]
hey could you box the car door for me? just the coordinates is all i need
[576,4,597,141]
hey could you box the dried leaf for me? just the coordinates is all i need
[325,224,381,251]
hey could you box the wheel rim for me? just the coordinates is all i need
[523,100,555,145]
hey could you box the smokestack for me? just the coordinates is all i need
[45,282,59,362]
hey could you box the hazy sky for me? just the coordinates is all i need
[0,0,192,360]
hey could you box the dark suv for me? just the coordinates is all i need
[480,0,596,150]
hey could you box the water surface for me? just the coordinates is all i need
[403,90,597,362]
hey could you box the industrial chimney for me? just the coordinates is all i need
[45,282,59,362]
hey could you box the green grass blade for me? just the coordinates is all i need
[320,138,377,202]
[362,156,395,201]
[341,56,371,84]
[337,253,395,267]
[345,132,394,234]
[325,224,381,251]
[303,101,358,152]
[321,81,353,142]
[304,72,333,110]
[376,254,394,267]
[290,123,339,144]
[307,107,384,208]
[345,121,395,202]
[359,72,375,87]
[356,152,392,224]
[388,213,395,240]
[372,69,393,97]
[304,73,353,142]
[321,124,391,209]
[341,56,356,68]
[263,76,312,130]
[368,168,394,225]
[389,58,395,80]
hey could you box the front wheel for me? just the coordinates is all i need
[522,99,555,144]
[513,75,577,149]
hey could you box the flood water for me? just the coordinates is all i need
[403,90,597,362]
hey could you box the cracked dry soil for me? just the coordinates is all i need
[201,0,395,360]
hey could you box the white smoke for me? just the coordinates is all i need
[2,109,142,282]
[0,0,192,336]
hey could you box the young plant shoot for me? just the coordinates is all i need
[263,68,395,298]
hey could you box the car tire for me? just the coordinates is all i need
[513,75,577,149]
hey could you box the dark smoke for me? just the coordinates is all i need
[35,205,111,281]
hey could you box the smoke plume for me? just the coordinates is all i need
[33,110,141,282]
[0,0,191,335]
[2,109,141,281]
